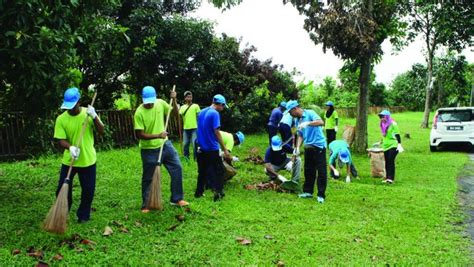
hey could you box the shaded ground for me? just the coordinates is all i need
[458,153,474,260]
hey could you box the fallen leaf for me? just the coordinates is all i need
[124,214,129,220]
[244,184,256,190]
[276,260,285,266]
[81,239,96,246]
[27,250,44,259]
[71,233,82,241]
[175,215,185,222]
[75,247,84,253]
[119,227,129,233]
[112,220,124,227]
[236,237,252,245]
[134,221,142,227]
[167,224,179,231]
[264,235,273,240]
[35,261,48,267]
[52,253,64,261]
[12,249,21,255]
[354,238,363,243]
[103,226,113,236]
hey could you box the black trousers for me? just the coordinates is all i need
[303,145,328,198]
[326,129,336,145]
[267,125,278,145]
[196,149,225,195]
[384,148,398,181]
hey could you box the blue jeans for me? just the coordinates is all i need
[140,141,184,207]
[183,128,197,159]
[57,164,96,221]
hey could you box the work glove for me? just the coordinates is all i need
[298,121,310,130]
[232,156,239,162]
[87,105,97,119]
[277,175,288,183]
[292,147,300,156]
[334,126,338,132]
[69,146,80,160]
[333,169,339,177]
[396,144,404,153]
[345,175,351,183]
[285,161,293,171]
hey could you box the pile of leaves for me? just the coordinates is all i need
[243,147,265,165]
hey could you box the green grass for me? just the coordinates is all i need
[0,112,471,265]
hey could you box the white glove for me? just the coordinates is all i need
[293,148,300,156]
[298,121,310,130]
[345,175,351,183]
[277,175,288,183]
[232,156,239,162]
[397,144,404,153]
[87,105,97,119]
[69,146,80,160]
[333,169,339,177]
[335,126,338,132]
[285,161,293,171]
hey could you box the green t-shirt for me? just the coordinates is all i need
[134,99,170,149]
[383,122,400,151]
[54,108,96,167]
[324,110,339,130]
[221,131,234,152]
[179,103,200,130]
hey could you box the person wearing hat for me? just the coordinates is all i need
[215,130,244,182]
[264,135,301,191]
[134,86,189,211]
[195,94,232,201]
[324,101,338,145]
[179,91,201,160]
[53,87,105,223]
[328,140,358,183]
[267,101,287,145]
[286,100,328,203]
[379,110,404,184]
[278,112,296,153]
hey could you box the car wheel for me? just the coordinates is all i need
[430,145,437,152]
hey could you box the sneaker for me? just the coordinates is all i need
[386,179,394,184]
[141,208,150,213]
[298,192,313,198]
[317,196,325,204]
[170,200,189,207]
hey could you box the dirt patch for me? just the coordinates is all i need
[457,154,474,259]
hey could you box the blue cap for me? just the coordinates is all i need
[142,86,157,104]
[326,101,334,107]
[284,100,299,114]
[213,94,228,108]
[61,87,80,110]
[280,101,287,109]
[379,110,390,116]
[236,131,245,145]
[271,135,282,151]
[339,149,350,164]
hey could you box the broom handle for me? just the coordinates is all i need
[64,91,98,181]
[157,85,176,165]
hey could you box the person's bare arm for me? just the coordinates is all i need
[265,163,279,177]
[93,117,105,136]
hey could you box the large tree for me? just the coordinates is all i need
[284,0,406,152]
[406,1,473,128]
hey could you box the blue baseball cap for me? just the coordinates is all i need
[61,87,80,110]
[339,149,350,164]
[280,101,287,109]
[142,86,157,104]
[213,94,228,108]
[326,101,334,107]
[284,100,299,114]
[379,110,391,116]
[236,131,245,145]
[271,135,282,151]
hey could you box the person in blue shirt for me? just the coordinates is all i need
[278,112,295,153]
[286,100,328,204]
[264,136,301,191]
[267,101,287,145]
[195,94,232,201]
[328,140,358,183]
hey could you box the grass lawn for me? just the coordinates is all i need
[0,112,471,265]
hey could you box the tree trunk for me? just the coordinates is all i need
[421,52,434,128]
[353,57,371,153]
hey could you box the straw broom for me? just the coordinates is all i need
[146,85,176,210]
[43,90,97,234]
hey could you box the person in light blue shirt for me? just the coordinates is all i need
[286,100,328,204]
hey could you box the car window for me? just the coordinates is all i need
[438,110,472,122]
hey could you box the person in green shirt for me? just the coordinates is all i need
[179,91,201,160]
[218,130,244,181]
[379,110,404,184]
[328,140,358,183]
[53,87,105,223]
[324,101,338,145]
[134,86,189,211]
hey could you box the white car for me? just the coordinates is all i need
[430,107,474,152]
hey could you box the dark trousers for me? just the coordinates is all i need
[267,125,278,145]
[303,145,328,198]
[196,149,225,195]
[326,129,336,145]
[57,164,96,221]
[384,148,398,181]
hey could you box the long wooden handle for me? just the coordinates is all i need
[157,85,176,164]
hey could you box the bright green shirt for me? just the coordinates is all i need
[383,122,400,151]
[324,110,339,130]
[179,103,200,130]
[134,99,170,149]
[221,131,234,152]
[54,108,96,167]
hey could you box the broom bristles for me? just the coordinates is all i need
[43,182,69,234]
[146,165,164,210]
